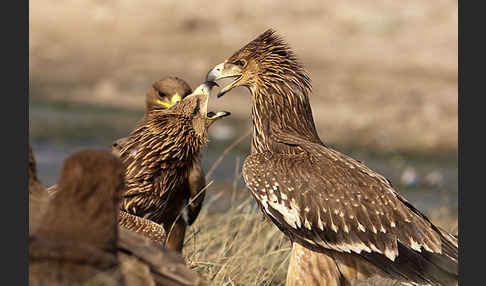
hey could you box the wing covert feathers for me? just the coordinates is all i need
[242,147,458,285]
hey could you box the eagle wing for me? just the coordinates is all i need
[120,123,180,196]
[242,131,455,263]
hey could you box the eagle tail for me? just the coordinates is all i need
[364,229,458,286]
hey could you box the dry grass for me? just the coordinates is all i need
[181,187,457,286]
[184,157,291,286]
[184,194,291,286]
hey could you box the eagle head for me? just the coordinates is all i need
[149,81,230,139]
[40,149,126,251]
[206,29,311,98]
[146,76,193,111]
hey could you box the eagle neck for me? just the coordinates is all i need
[250,84,321,154]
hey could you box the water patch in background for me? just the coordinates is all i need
[30,98,457,213]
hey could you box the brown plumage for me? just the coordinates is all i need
[112,77,224,250]
[118,209,167,244]
[47,183,168,244]
[30,149,207,286]
[206,29,458,286]
[30,149,125,286]
[118,81,229,252]
[112,77,192,157]
[118,227,207,286]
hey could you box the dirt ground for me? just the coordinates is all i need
[29,0,457,155]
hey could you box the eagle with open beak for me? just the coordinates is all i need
[118,81,230,252]
[205,29,458,286]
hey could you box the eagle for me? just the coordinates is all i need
[29,149,207,286]
[45,166,169,244]
[206,29,458,286]
[118,81,230,252]
[112,77,227,250]
[112,77,206,233]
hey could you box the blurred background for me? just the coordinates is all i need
[29,0,457,220]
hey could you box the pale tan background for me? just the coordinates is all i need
[30,0,457,154]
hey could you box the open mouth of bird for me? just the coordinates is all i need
[212,75,241,98]
[205,62,244,98]
[206,84,231,120]
[203,81,231,120]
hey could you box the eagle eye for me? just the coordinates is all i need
[157,91,166,98]
[234,59,247,67]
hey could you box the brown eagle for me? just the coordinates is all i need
[30,149,127,285]
[206,29,458,286]
[30,149,207,286]
[119,81,229,252]
[45,168,168,244]
[112,77,227,250]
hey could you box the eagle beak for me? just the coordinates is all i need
[206,62,243,98]
[188,81,219,116]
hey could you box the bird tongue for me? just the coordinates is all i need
[189,81,229,119]
[188,81,216,116]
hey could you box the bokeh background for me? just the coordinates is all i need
[29,1,457,225]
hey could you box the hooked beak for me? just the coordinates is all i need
[188,81,219,97]
[206,62,243,98]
